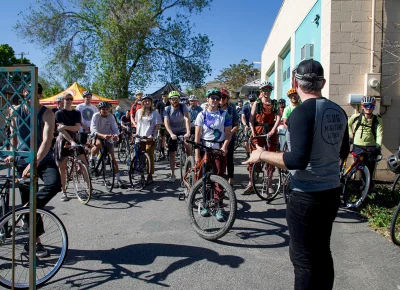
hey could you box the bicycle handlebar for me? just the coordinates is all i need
[185,139,224,154]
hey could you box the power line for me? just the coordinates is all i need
[14,52,29,64]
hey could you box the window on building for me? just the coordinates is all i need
[283,70,287,82]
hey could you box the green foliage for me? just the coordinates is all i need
[39,74,64,98]
[0,44,33,66]
[185,85,207,100]
[215,59,259,93]
[15,0,213,99]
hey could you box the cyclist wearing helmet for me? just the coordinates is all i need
[90,101,125,188]
[241,94,257,159]
[115,105,124,123]
[76,90,97,145]
[194,88,232,221]
[219,89,239,186]
[282,88,301,129]
[244,81,280,194]
[54,92,87,201]
[188,95,203,135]
[155,90,170,159]
[278,99,286,119]
[130,90,144,132]
[164,90,191,182]
[348,96,383,187]
[135,94,162,184]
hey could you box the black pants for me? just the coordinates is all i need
[226,136,235,179]
[286,187,340,290]
[18,159,62,236]
[352,145,377,183]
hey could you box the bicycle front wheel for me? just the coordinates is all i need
[343,165,370,208]
[0,208,68,289]
[391,174,400,204]
[65,157,73,191]
[178,146,186,183]
[117,137,128,163]
[102,153,115,192]
[187,174,237,241]
[390,201,400,246]
[251,162,281,202]
[129,153,150,189]
[72,160,92,204]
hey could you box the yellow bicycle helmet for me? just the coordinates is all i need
[168,91,180,98]
[287,88,297,97]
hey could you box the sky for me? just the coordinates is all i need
[1,0,283,93]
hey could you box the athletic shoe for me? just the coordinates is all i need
[115,180,126,189]
[200,208,210,217]
[24,243,49,258]
[242,184,254,195]
[169,175,176,183]
[60,193,69,202]
[215,209,225,222]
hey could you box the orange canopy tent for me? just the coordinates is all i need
[40,82,119,106]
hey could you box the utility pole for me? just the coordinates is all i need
[15,52,29,64]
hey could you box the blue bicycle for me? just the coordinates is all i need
[129,136,151,190]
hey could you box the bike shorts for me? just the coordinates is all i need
[167,133,185,152]
[60,139,85,159]
[159,125,166,137]
[95,139,115,153]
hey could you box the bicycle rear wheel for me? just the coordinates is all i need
[391,174,400,204]
[65,157,73,191]
[117,136,128,163]
[72,160,92,204]
[251,162,281,202]
[178,146,186,182]
[343,165,370,208]
[0,208,68,289]
[129,153,150,189]
[390,201,400,246]
[187,174,237,241]
[102,153,115,192]
[182,156,195,198]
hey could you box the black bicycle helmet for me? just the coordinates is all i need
[248,94,257,102]
[142,94,153,101]
[98,101,109,109]
[387,154,400,174]
[83,90,92,97]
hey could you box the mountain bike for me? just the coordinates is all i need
[129,136,150,190]
[183,140,236,241]
[91,136,115,192]
[118,124,132,164]
[0,163,68,289]
[388,152,400,245]
[340,147,382,208]
[64,144,92,204]
[250,134,288,202]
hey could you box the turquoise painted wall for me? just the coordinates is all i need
[268,70,275,99]
[295,0,321,66]
[281,50,291,102]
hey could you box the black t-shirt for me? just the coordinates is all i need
[156,100,170,117]
[55,109,82,138]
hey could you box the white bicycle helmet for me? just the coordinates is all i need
[361,96,376,105]
[135,89,144,95]
[116,105,122,112]
[188,95,198,101]
[259,81,274,89]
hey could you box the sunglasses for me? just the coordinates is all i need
[170,97,179,101]
[209,95,221,101]
[65,98,73,101]
[363,104,375,109]
[261,88,273,92]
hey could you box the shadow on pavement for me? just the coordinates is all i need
[49,243,244,289]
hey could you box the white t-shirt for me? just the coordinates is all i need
[135,109,162,137]
[76,103,98,132]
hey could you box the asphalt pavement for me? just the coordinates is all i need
[1,147,399,290]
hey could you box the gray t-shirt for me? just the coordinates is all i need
[135,109,162,137]
[163,104,189,134]
[91,112,120,136]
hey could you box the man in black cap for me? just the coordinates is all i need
[244,59,350,290]
[155,90,170,159]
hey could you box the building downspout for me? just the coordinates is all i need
[370,0,376,72]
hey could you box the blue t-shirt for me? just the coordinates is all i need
[188,105,203,126]
[241,103,251,126]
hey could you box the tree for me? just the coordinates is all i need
[15,0,213,99]
[39,74,64,98]
[215,59,259,93]
[0,44,33,66]
[185,85,207,100]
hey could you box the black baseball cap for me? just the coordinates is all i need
[295,59,324,82]
[161,90,168,95]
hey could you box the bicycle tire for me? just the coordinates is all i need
[343,165,370,208]
[154,137,162,162]
[390,201,400,246]
[251,162,281,202]
[0,208,68,289]
[391,174,400,204]
[129,153,150,189]
[183,156,195,197]
[187,174,237,241]
[0,196,5,222]
[102,153,115,192]
[178,146,185,184]
[281,171,291,204]
[72,160,92,205]
[117,136,128,163]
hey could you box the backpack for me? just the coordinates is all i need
[166,103,184,116]
[353,113,380,141]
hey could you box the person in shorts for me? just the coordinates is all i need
[163,90,191,182]
[155,90,170,159]
[75,90,97,145]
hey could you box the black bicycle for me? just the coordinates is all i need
[91,136,115,192]
[129,136,151,190]
[118,124,132,164]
